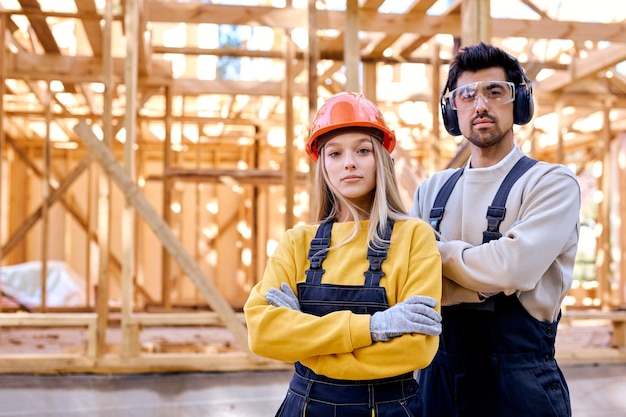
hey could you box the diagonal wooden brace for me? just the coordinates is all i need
[74,120,262,363]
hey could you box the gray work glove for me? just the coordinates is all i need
[370,295,442,342]
[265,282,301,311]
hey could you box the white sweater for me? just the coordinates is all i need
[410,147,581,322]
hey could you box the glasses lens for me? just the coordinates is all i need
[449,81,515,110]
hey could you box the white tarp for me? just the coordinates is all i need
[0,261,86,307]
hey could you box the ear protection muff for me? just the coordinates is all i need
[513,69,534,125]
[440,62,534,137]
[440,80,461,136]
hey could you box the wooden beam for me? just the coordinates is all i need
[128,311,245,326]
[5,53,173,83]
[75,0,104,56]
[398,0,461,60]
[536,44,626,92]
[137,0,151,77]
[148,168,308,185]
[144,3,626,44]
[171,78,305,96]
[367,0,438,58]
[17,0,79,94]
[519,0,552,20]
[1,51,572,97]
[0,312,97,326]
[3,3,624,45]
[17,0,60,54]
[0,352,290,374]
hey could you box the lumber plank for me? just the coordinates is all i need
[128,312,245,326]
[0,312,97,326]
[561,310,626,348]
[0,353,290,374]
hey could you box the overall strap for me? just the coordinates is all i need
[483,156,538,243]
[429,168,464,236]
[363,220,395,287]
[304,222,333,284]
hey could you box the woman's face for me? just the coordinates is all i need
[322,131,377,209]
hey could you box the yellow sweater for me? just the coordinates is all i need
[244,219,442,380]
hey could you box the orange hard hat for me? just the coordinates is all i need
[306,92,396,161]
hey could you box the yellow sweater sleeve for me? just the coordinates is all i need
[244,219,442,380]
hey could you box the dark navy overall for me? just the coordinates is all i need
[275,221,422,417]
[420,157,572,417]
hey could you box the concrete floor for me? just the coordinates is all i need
[0,364,624,416]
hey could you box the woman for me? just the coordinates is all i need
[244,92,442,416]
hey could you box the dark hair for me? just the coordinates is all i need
[446,42,525,90]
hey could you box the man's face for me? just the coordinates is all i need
[453,67,515,148]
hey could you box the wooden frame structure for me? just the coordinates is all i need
[0,0,625,372]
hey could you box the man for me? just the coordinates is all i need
[409,42,580,417]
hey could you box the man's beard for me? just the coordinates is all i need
[466,113,506,148]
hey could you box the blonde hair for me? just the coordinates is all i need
[312,136,410,250]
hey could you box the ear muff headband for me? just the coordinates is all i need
[440,63,534,136]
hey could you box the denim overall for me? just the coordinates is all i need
[419,156,571,417]
[275,221,422,417]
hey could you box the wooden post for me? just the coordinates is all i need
[122,0,140,356]
[96,0,115,357]
[461,0,492,46]
[556,97,565,164]
[430,41,441,173]
[163,85,173,309]
[40,82,52,313]
[362,62,376,101]
[284,30,295,230]
[86,163,94,307]
[0,13,6,274]
[307,0,319,222]
[619,135,626,307]
[344,0,360,92]
[597,100,612,309]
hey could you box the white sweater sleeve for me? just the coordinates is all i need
[439,169,580,295]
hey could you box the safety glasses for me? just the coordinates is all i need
[448,80,516,110]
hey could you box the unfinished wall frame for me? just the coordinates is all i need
[0,0,625,372]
